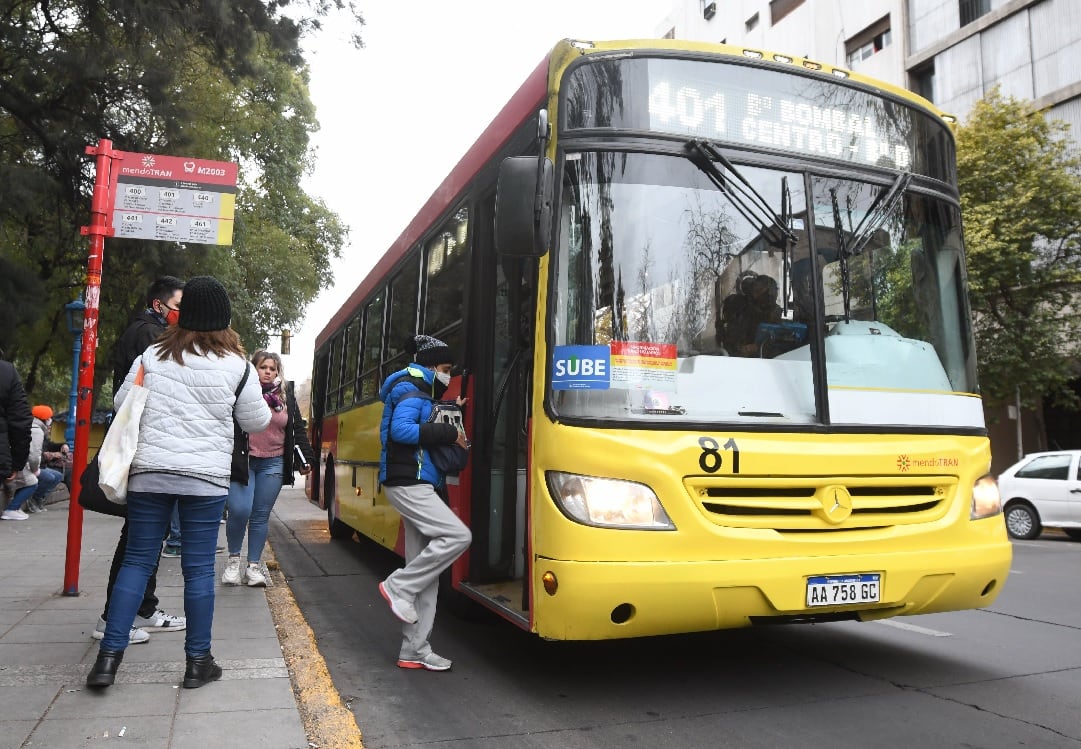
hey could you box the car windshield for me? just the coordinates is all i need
[549,150,980,428]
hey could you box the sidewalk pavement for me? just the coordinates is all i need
[0,490,310,749]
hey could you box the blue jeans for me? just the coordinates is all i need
[226,455,283,563]
[5,484,36,511]
[32,467,64,500]
[101,491,226,656]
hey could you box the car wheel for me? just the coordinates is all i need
[1063,528,1081,542]
[1004,501,1041,540]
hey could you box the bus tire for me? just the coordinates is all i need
[325,460,352,540]
[328,504,353,540]
[1004,500,1041,540]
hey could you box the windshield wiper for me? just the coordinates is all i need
[846,172,911,258]
[780,175,792,317]
[830,172,913,321]
[829,188,854,321]
[684,139,796,249]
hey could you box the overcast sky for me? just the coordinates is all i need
[284,1,673,382]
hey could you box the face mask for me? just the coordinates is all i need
[155,301,180,327]
[435,371,451,387]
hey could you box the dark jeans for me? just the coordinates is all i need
[102,517,162,620]
[32,467,64,499]
[101,491,226,656]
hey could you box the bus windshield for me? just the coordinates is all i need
[551,150,979,427]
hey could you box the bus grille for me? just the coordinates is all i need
[683,476,953,532]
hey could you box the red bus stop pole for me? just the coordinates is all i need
[64,138,117,596]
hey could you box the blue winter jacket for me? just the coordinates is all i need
[378,365,458,487]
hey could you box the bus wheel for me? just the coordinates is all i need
[325,461,352,540]
[328,503,353,540]
[1004,501,1041,540]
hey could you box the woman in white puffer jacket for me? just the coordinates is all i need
[87,276,271,692]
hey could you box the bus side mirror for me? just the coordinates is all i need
[495,155,553,258]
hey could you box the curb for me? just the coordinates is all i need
[264,542,365,749]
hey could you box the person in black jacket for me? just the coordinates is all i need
[222,350,314,587]
[0,353,33,521]
[92,276,187,643]
[109,277,185,395]
[720,273,782,357]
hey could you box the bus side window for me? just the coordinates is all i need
[359,293,385,402]
[386,253,421,375]
[424,207,470,341]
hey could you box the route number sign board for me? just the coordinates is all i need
[108,151,238,245]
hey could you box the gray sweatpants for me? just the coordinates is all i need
[382,483,472,660]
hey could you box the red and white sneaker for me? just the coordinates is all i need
[397,652,452,671]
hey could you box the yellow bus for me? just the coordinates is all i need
[311,39,1011,641]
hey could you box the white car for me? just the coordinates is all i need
[997,450,1081,540]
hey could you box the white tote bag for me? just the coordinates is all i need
[98,363,149,504]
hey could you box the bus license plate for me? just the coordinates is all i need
[806,573,880,607]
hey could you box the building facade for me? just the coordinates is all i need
[654,0,1081,469]
[656,0,1081,139]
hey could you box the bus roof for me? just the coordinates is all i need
[314,49,551,349]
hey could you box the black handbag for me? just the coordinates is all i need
[78,453,127,518]
[230,364,251,485]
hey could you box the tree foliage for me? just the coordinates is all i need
[956,88,1081,409]
[0,0,360,407]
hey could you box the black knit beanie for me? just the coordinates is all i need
[407,334,455,367]
[178,276,231,332]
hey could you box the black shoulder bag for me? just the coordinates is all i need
[79,452,125,518]
[230,364,252,485]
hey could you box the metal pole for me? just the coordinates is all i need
[64,138,117,596]
[1015,385,1023,461]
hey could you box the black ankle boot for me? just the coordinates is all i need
[183,653,222,689]
[86,649,124,688]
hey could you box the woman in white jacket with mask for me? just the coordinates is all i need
[87,276,271,690]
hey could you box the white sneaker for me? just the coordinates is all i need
[92,616,150,644]
[221,556,242,585]
[2,509,29,520]
[134,608,186,631]
[243,563,267,587]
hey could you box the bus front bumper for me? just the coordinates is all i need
[530,540,1012,641]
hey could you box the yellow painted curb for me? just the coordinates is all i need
[264,548,364,749]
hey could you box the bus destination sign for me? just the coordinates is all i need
[647,74,912,171]
[108,152,238,245]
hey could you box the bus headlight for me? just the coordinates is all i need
[545,471,675,530]
[971,474,1002,519]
